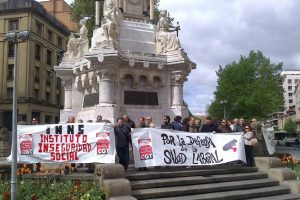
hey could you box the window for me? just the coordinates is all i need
[288,86,292,91]
[46,92,50,102]
[288,79,292,84]
[45,115,52,124]
[47,50,52,65]
[56,78,61,90]
[7,64,14,80]
[55,116,59,124]
[57,36,62,47]
[289,99,293,104]
[288,93,293,97]
[9,19,19,31]
[295,79,300,84]
[46,71,51,86]
[35,21,43,35]
[56,95,60,105]
[7,88,13,99]
[34,66,40,82]
[34,89,39,100]
[56,54,61,65]
[8,43,14,57]
[47,30,53,42]
[35,44,41,60]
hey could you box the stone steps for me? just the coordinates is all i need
[131,172,267,189]
[126,166,257,180]
[126,166,300,200]
[132,178,279,199]
[145,186,291,200]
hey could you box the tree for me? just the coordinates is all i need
[208,50,284,120]
[284,118,296,134]
[70,0,163,39]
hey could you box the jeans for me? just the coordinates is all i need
[245,145,254,167]
[116,145,130,170]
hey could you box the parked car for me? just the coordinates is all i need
[274,131,298,146]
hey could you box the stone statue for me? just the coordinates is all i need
[156,10,181,55]
[65,19,89,59]
[99,0,122,45]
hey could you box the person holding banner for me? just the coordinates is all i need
[161,115,173,129]
[114,118,131,171]
[200,116,218,132]
[243,125,255,167]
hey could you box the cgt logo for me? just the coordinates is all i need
[140,153,153,160]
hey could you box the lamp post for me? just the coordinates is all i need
[5,30,30,200]
[220,100,228,119]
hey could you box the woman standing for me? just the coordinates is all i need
[243,125,255,167]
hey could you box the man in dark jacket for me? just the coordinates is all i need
[161,115,173,129]
[123,114,135,129]
[171,116,182,131]
[200,116,218,132]
[114,118,131,171]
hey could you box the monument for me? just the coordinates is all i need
[54,0,196,125]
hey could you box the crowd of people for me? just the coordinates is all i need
[24,114,261,172]
[112,114,261,170]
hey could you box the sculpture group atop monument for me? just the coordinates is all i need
[55,0,196,125]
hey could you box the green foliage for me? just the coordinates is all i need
[0,178,103,200]
[208,50,284,120]
[70,0,98,39]
[284,118,297,134]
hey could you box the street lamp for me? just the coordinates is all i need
[220,100,228,119]
[5,30,30,200]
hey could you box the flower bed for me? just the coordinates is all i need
[0,179,104,200]
[277,153,300,180]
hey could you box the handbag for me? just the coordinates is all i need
[249,137,258,146]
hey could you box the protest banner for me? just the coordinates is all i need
[262,127,276,155]
[13,123,115,163]
[131,128,246,168]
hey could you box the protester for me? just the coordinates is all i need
[161,115,173,129]
[233,118,246,132]
[145,116,155,128]
[123,114,135,129]
[216,119,232,133]
[181,117,189,132]
[31,117,39,125]
[188,117,198,133]
[96,115,102,122]
[171,116,182,131]
[114,118,131,171]
[230,118,239,132]
[194,119,202,132]
[137,117,147,128]
[66,116,77,172]
[200,116,218,132]
[243,125,255,167]
[31,117,41,172]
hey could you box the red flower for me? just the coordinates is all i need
[3,192,10,200]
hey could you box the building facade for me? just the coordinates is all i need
[0,0,70,129]
[39,0,78,32]
[295,84,300,130]
[281,70,300,114]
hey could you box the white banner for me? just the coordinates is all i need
[131,128,246,168]
[14,123,116,163]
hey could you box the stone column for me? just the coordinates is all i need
[149,0,154,21]
[171,74,184,106]
[99,70,115,104]
[95,0,100,27]
[63,79,72,109]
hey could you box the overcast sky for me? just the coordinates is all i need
[54,0,300,115]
